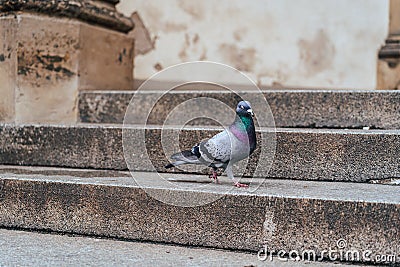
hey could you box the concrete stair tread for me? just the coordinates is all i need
[0,228,367,267]
[0,165,398,265]
[0,165,399,204]
[1,123,400,182]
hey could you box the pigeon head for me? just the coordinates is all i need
[236,101,254,117]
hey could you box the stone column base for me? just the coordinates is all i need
[0,13,134,123]
[377,37,400,89]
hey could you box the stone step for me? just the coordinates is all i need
[1,123,400,182]
[0,165,398,265]
[1,229,363,267]
[78,90,400,129]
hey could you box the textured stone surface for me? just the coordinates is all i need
[0,0,133,32]
[78,22,134,90]
[1,124,400,182]
[128,12,154,56]
[0,14,134,123]
[377,56,400,90]
[0,17,16,122]
[14,14,80,123]
[78,90,400,129]
[1,229,356,267]
[0,166,398,264]
[79,91,133,124]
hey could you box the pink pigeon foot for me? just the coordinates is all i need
[208,170,220,184]
[234,182,249,188]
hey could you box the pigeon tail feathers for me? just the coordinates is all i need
[165,150,200,168]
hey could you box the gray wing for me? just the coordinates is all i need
[197,130,232,167]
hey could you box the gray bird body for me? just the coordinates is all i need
[166,101,256,187]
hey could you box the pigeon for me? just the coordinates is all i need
[165,100,256,187]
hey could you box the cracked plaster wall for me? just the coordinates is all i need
[118,0,389,89]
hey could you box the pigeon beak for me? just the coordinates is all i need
[247,109,254,116]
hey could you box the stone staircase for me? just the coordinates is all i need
[0,89,399,265]
[1,2,399,264]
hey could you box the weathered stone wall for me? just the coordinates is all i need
[377,0,400,89]
[0,0,133,32]
[117,0,389,89]
[0,13,134,123]
[0,16,16,122]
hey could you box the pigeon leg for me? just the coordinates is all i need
[208,168,220,184]
[225,165,248,188]
[234,181,249,188]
